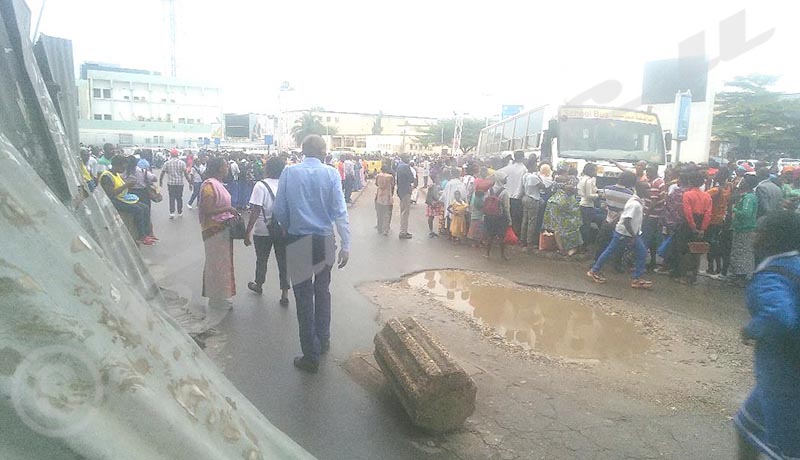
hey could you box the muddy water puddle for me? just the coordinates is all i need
[402,270,649,360]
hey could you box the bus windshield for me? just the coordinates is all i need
[558,118,665,164]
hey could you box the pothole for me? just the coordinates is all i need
[402,270,649,361]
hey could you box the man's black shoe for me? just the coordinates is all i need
[293,356,319,373]
[399,233,413,240]
[247,282,263,294]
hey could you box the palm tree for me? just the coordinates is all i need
[291,111,339,146]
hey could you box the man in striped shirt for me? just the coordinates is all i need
[642,165,667,269]
[594,171,637,262]
[159,149,191,218]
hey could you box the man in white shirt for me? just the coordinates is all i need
[498,151,529,236]
[244,157,289,305]
[441,168,467,231]
[187,154,207,209]
[421,159,431,187]
[588,181,653,289]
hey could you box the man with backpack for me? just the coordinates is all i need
[244,156,290,306]
[484,171,512,260]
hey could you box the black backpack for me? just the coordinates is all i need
[260,180,283,237]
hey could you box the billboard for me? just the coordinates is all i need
[642,57,708,104]
[224,113,250,138]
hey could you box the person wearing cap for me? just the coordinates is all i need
[159,148,192,219]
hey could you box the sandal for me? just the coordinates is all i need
[587,270,606,284]
[631,279,654,289]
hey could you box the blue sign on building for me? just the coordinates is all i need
[501,105,524,119]
[674,91,692,141]
[214,137,221,146]
[264,135,274,145]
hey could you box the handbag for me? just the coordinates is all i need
[148,184,163,202]
[539,231,557,251]
[224,215,246,240]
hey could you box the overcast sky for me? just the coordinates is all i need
[26,0,800,117]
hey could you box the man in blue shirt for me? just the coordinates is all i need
[273,135,351,373]
[396,155,416,239]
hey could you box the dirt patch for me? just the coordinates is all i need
[367,270,752,413]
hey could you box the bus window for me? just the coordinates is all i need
[501,120,513,151]
[512,114,528,150]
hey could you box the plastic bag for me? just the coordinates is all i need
[504,226,519,245]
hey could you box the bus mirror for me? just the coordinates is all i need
[664,131,673,152]
[548,119,559,138]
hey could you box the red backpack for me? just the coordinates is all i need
[482,188,502,217]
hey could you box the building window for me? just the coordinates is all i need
[133,96,141,101]
[102,89,111,99]
[335,117,340,122]
[170,138,176,144]
[161,99,167,103]
[124,95,130,100]
[170,99,175,103]
[103,114,112,120]
[178,118,186,123]
[93,88,101,98]
[145,138,151,144]
[187,119,195,124]
[93,114,102,120]
[326,117,331,122]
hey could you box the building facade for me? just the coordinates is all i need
[281,109,437,154]
[77,62,222,148]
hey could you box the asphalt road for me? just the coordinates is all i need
[143,182,750,460]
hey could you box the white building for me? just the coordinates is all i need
[77,62,222,147]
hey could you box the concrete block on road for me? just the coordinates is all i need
[374,316,477,432]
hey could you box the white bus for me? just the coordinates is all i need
[477,105,671,183]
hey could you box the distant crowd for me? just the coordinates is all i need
[370,150,800,290]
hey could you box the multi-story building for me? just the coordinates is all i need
[77,62,222,148]
[281,109,438,154]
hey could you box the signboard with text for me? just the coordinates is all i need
[674,91,692,141]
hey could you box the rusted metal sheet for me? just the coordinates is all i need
[34,34,80,154]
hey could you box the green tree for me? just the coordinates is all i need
[416,118,485,153]
[713,74,800,158]
[291,111,337,146]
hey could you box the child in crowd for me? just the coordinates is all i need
[448,190,469,243]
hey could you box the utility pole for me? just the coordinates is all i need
[452,113,464,156]
[164,0,177,77]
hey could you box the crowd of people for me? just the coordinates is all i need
[365,150,800,292]
[80,137,350,374]
[79,140,800,458]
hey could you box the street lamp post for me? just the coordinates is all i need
[277,81,294,151]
